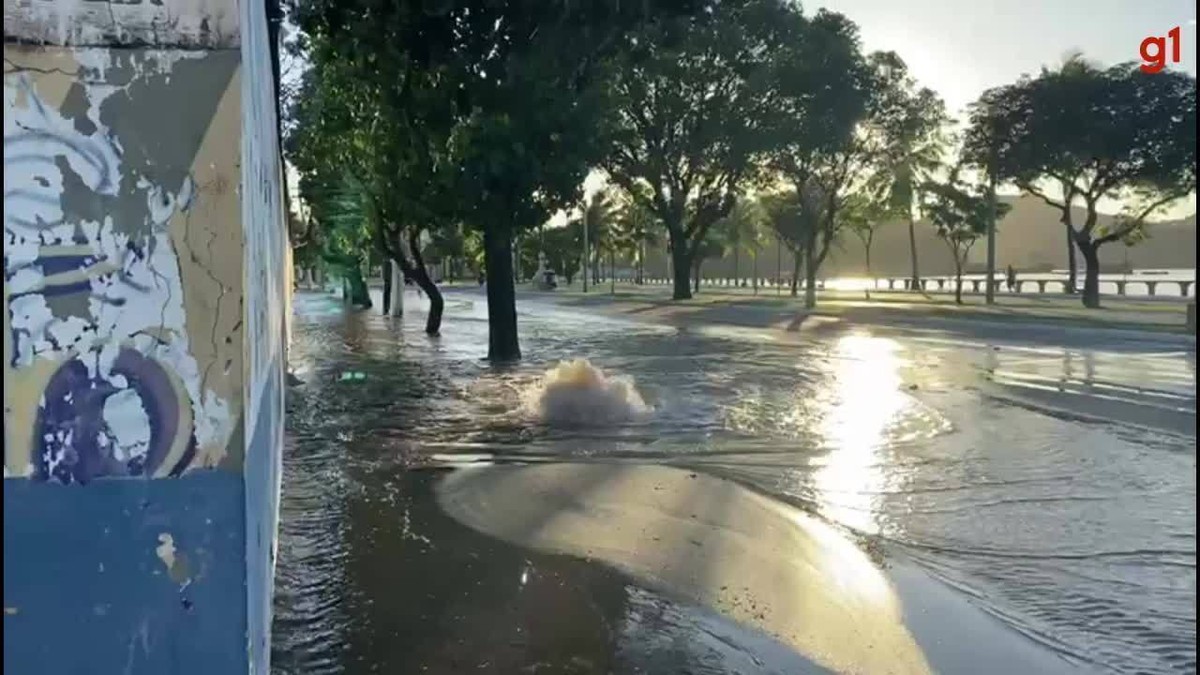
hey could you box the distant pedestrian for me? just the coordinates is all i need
[1006,265,1017,292]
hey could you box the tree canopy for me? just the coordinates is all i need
[921,166,1012,303]
[963,59,1196,307]
[289,0,706,355]
[602,0,803,299]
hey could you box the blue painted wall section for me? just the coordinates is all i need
[3,474,248,672]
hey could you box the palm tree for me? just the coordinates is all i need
[760,190,805,297]
[613,192,660,285]
[870,58,949,291]
[879,131,945,290]
[717,198,766,290]
[579,189,617,285]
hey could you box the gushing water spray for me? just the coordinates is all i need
[522,359,650,428]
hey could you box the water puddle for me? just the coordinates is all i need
[275,289,1195,675]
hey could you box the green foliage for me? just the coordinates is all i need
[963,58,1195,307]
[760,190,805,253]
[715,198,767,258]
[840,191,889,255]
[693,227,728,264]
[602,0,800,298]
[963,60,1196,246]
[768,35,947,290]
[290,0,710,355]
[922,178,1003,245]
[580,189,620,254]
[921,168,1012,276]
[544,222,584,284]
[612,190,661,257]
[462,230,485,276]
[766,10,871,180]
[865,53,949,225]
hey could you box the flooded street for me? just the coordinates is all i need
[272,288,1195,675]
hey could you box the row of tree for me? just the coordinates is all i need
[285,0,1195,360]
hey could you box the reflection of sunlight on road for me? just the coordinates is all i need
[812,334,910,535]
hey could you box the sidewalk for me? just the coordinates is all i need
[507,282,1194,337]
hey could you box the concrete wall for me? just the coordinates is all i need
[3,0,286,671]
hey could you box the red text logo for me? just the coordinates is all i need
[1140,26,1181,73]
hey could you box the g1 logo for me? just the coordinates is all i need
[1139,26,1182,74]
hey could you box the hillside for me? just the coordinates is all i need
[638,195,1196,280]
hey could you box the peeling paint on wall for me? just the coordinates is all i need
[3,0,241,49]
[3,46,244,482]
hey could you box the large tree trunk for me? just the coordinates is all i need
[484,228,521,360]
[637,239,646,284]
[513,235,521,282]
[908,214,920,289]
[864,244,873,300]
[752,252,758,295]
[776,239,782,295]
[670,234,692,300]
[804,241,817,310]
[408,230,444,335]
[382,262,393,315]
[954,260,964,305]
[734,248,740,288]
[790,251,802,297]
[609,249,616,295]
[347,265,372,308]
[1078,239,1102,309]
[984,174,997,305]
[389,261,404,316]
[1065,222,1078,294]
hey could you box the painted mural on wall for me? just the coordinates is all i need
[3,45,244,482]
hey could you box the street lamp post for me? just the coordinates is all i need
[582,206,589,293]
[776,234,781,296]
[985,164,997,305]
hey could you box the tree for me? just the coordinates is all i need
[866,53,949,290]
[294,0,704,358]
[612,187,661,285]
[964,59,1196,308]
[426,223,467,282]
[690,226,729,293]
[603,0,792,300]
[768,17,930,309]
[283,29,452,334]
[717,197,766,288]
[578,189,618,285]
[542,221,583,286]
[307,175,374,308]
[760,190,806,297]
[922,167,1012,303]
[841,192,889,298]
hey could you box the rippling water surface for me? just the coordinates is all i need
[273,289,1195,674]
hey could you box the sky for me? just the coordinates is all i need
[804,0,1198,217]
[811,0,1197,119]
